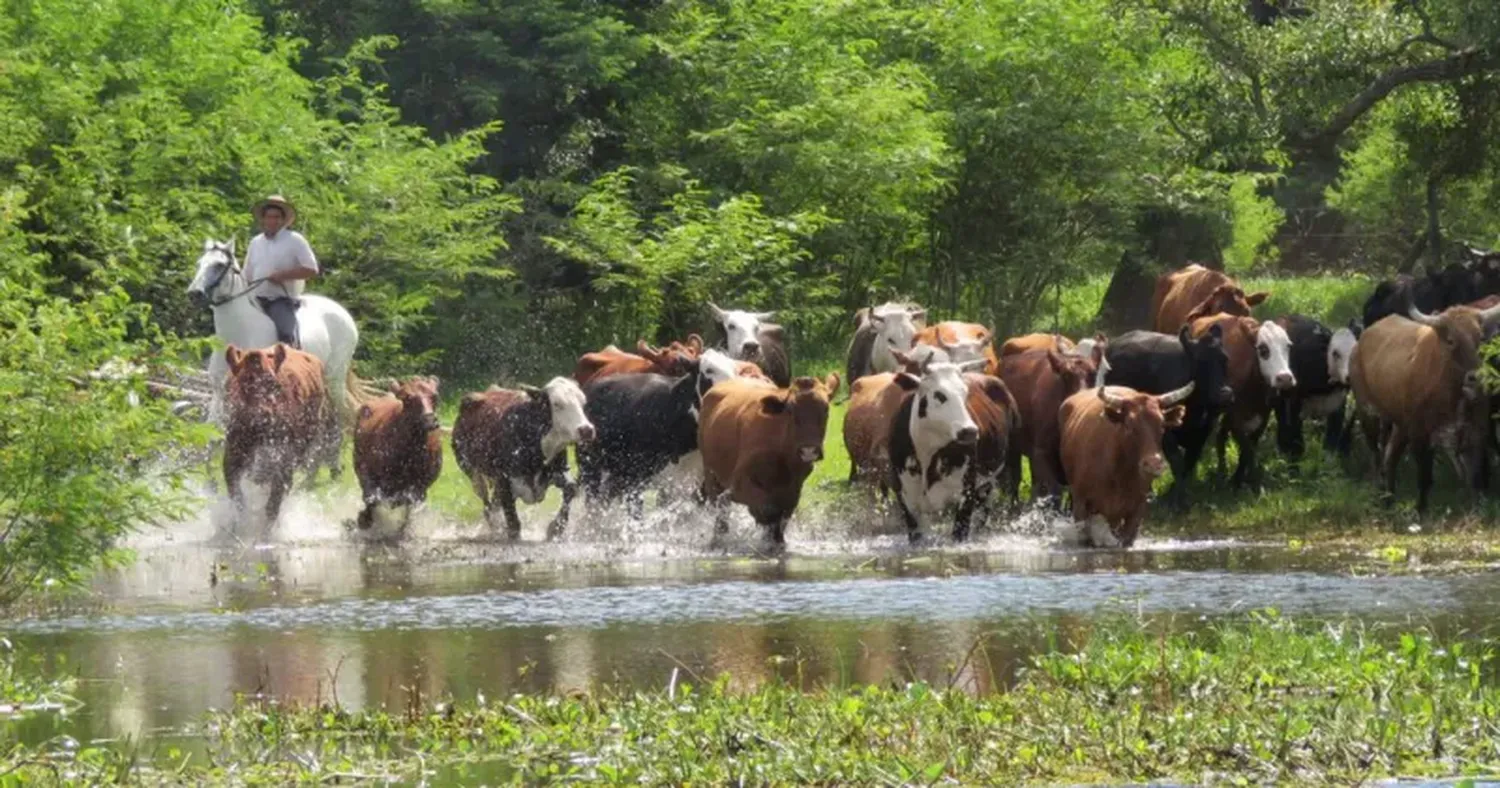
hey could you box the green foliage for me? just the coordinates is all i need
[1223,174,1283,272]
[11,615,1498,783]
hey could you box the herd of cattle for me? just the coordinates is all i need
[217,251,1500,550]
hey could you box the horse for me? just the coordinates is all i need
[187,238,362,479]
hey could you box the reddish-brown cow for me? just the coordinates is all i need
[915,322,998,374]
[998,341,1105,504]
[1059,382,1194,548]
[352,376,443,539]
[999,333,1075,358]
[572,335,704,386]
[222,343,330,523]
[843,349,938,495]
[1150,264,1270,334]
[699,374,840,551]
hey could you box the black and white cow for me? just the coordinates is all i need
[845,302,926,386]
[579,353,748,517]
[709,302,791,387]
[888,360,1018,542]
[452,377,595,540]
[1273,315,1359,461]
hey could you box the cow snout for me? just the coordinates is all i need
[955,426,979,445]
[1274,371,1296,390]
[1215,386,1235,405]
[741,341,761,357]
[799,445,823,463]
[1142,452,1168,478]
[422,412,441,432]
[187,289,208,309]
[577,423,597,443]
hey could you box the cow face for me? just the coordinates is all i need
[902,361,982,452]
[760,374,840,463]
[709,302,775,361]
[389,376,442,432]
[1254,321,1297,391]
[1185,284,1269,325]
[697,349,741,393]
[1179,325,1233,405]
[929,324,993,366]
[1327,323,1359,386]
[1429,263,1481,308]
[1098,382,1193,478]
[1407,303,1500,399]
[225,343,289,412]
[868,303,924,373]
[539,377,594,455]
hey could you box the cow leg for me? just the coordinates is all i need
[265,466,293,525]
[895,490,922,544]
[1214,415,1231,481]
[469,473,493,527]
[546,463,577,541]
[1274,396,1304,461]
[1001,445,1022,507]
[1323,401,1349,457]
[1031,451,1062,506]
[496,482,523,540]
[223,445,250,511]
[702,476,731,549]
[758,516,789,556]
[1118,513,1143,549]
[1164,429,1204,508]
[1414,440,1436,514]
[1380,426,1407,507]
[953,486,978,542]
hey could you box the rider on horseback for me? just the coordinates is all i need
[245,195,319,350]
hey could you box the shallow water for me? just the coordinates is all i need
[6,490,1500,747]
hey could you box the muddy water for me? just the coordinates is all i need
[6,496,1500,746]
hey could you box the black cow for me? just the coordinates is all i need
[578,360,717,517]
[1103,326,1232,504]
[1361,254,1500,329]
[1272,315,1359,461]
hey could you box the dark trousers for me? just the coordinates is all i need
[258,297,301,349]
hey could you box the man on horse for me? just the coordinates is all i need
[245,195,319,349]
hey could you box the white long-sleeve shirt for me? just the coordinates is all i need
[245,229,319,299]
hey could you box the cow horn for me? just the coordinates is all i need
[1157,381,1196,408]
[1096,382,1126,408]
[1407,304,1443,327]
[1480,301,1500,326]
[707,302,727,320]
[751,310,776,321]
[958,359,987,373]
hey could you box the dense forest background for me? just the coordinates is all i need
[5,0,1500,382]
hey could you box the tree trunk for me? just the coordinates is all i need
[1095,208,1225,334]
[1426,174,1442,270]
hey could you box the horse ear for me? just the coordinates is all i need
[203,238,215,252]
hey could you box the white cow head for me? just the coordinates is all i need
[901,359,985,456]
[867,303,925,374]
[697,348,741,390]
[709,302,775,361]
[532,377,594,462]
[1255,321,1296,391]
[933,325,993,366]
[1328,323,1359,386]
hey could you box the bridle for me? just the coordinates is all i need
[200,248,267,307]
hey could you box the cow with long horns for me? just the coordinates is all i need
[1350,299,1500,511]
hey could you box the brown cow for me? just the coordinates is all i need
[1000,333,1075,358]
[222,343,330,523]
[699,374,840,551]
[1189,313,1296,488]
[915,322,998,374]
[352,376,443,539]
[1350,301,1500,511]
[1059,382,1195,548]
[998,341,1105,504]
[572,335,704,386]
[844,349,938,495]
[1150,264,1269,334]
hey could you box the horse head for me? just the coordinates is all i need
[187,238,240,309]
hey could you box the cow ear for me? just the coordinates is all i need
[225,345,244,374]
[1163,405,1187,428]
[760,394,788,415]
[1208,323,1224,342]
[909,308,926,324]
[520,384,546,402]
[686,334,704,354]
[893,373,920,391]
[636,340,660,362]
[226,237,236,258]
[1046,350,1066,375]
[759,324,785,342]
[358,404,373,422]
[272,343,288,371]
[427,375,440,390]
[1245,292,1269,307]
[824,372,841,398]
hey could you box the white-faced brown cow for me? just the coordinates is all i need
[709,303,791,387]
[352,376,443,540]
[699,374,840,551]
[452,377,595,539]
[1350,300,1500,511]
[222,343,331,524]
[1059,382,1195,548]
[1189,313,1296,489]
[846,302,926,386]
[887,359,1019,542]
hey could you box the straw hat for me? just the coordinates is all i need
[252,194,296,226]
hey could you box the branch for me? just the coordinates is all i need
[1297,46,1500,150]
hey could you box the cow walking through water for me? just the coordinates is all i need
[222,343,331,527]
[452,378,595,539]
[699,374,840,551]
[709,303,791,387]
[352,377,443,540]
[845,302,925,386]
[997,341,1106,505]
[1059,381,1195,548]
[1350,299,1500,511]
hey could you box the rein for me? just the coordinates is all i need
[210,276,270,307]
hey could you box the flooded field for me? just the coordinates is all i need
[7,489,1500,750]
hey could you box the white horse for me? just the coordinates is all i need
[187,238,362,475]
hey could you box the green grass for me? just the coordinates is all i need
[11,613,1500,784]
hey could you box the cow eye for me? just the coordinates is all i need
[1331,351,1340,360]
[887,337,897,346]
[1257,344,1270,359]
[934,391,948,404]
